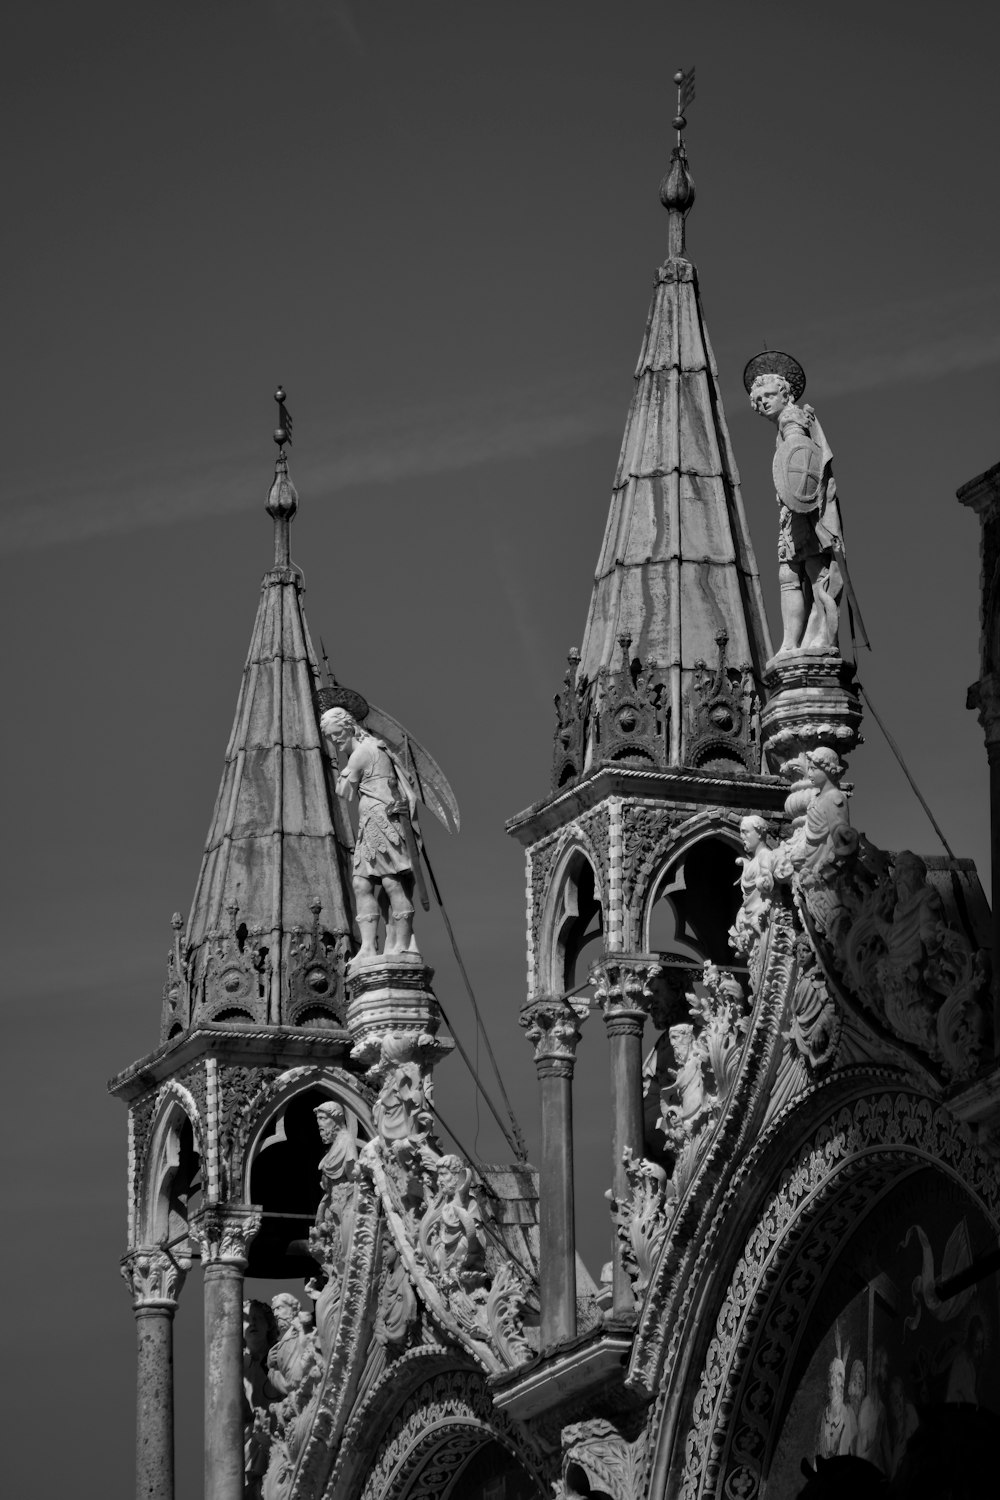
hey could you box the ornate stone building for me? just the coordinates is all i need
[111,117,1000,1500]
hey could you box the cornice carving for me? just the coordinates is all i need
[191,1203,262,1268]
[121,1246,188,1310]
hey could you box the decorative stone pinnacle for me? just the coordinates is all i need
[660,67,696,253]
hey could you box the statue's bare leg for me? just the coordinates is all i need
[352,875,380,957]
[778,561,807,654]
[382,873,416,954]
[801,554,842,651]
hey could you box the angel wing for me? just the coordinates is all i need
[364,702,461,834]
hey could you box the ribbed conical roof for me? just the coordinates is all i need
[570,143,773,774]
[165,445,354,1035]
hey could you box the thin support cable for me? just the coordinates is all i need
[434,991,524,1160]
[416,835,529,1163]
[859,684,956,859]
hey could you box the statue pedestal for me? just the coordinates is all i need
[345,952,450,1068]
[760,650,863,775]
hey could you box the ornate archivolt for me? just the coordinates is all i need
[667,1088,1000,1500]
[134,1080,203,1246]
[323,1354,552,1500]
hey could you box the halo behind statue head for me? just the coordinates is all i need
[317,684,370,721]
[742,350,806,404]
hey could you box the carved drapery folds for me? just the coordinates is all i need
[609,963,748,1302]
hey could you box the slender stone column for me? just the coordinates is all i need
[968,672,1000,1054]
[592,958,660,1319]
[121,1247,188,1500]
[521,996,588,1352]
[191,1205,262,1500]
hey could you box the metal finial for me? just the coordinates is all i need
[673,66,695,140]
[273,385,293,448]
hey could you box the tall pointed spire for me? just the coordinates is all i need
[557,81,773,784]
[162,391,354,1037]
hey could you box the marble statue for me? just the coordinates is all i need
[776,746,857,888]
[730,813,776,954]
[243,1299,278,1499]
[658,1023,708,1142]
[419,1152,488,1287]
[744,353,846,656]
[310,1101,359,1274]
[320,706,420,959]
[815,1326,857,1459]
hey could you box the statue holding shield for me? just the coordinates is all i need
[744,352,858,657]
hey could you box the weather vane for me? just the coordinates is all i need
[673,66,695,142]
[273,385,293,449]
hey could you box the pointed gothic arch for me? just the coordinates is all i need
[139,1084,202,1246]
[655,1088,1000,1500]
[537,840,604,998]
[636,814,744,965]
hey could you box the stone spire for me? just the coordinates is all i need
[162,391,354,1037]
[555,104,773,785]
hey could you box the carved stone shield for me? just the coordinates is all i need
[773,435,824,513]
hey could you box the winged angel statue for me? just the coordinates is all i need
[320,685,459,962]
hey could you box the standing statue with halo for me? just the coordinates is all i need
[743,351,866,658]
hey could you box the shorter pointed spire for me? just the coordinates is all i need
[266,386,298,567]
[660,68,696,258]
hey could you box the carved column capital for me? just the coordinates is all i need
[190,1203,262,1269]
[590,955,662,1039]
[521,995,588,1076]
[121,1246,188,1310]
[968,673,1000,750]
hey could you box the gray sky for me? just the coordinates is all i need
[3,3,999,1494]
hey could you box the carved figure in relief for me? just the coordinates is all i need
[777,747,857,887]
[374,1239,418,1351]
[243,1299,278,1499]
[745,352,847,656]
[729,814,776,954]
[419,1152,488,1287]
[815,1326,857,1459]
[372,1042,435,1146]
[310,1101,359,1274]
[266,1294,319,1402]
[260,1293,322,1499]
[321,706,420,959]
[658,1023,708,1143]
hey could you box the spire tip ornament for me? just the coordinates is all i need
[660,66,696,252]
